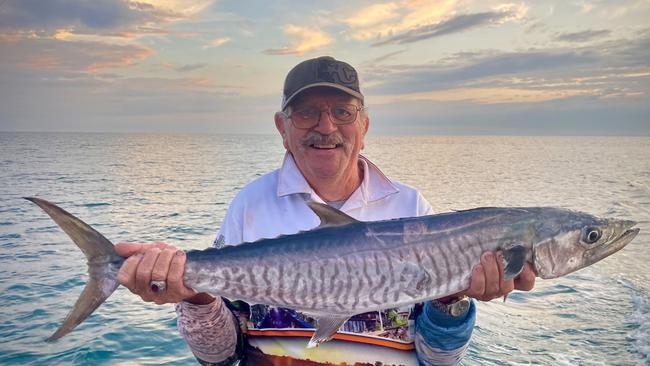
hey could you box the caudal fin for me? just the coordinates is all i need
[25,197,123,341]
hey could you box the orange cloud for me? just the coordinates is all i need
[3,38,155,73]
[343,1,528,42]
[264,25,332,55]
[86,46,155,72]
[202,37,231,49]
[1,0,210,45]
[137,0,213,18]
[344,0,459,41]
[344,2,401,28]
[372,87,595,105]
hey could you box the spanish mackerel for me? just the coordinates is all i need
[25,197,639,348]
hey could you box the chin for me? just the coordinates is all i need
[311,166,344,178]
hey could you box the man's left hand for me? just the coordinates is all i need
[462,251,536,301]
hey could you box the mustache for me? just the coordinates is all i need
[300,132,347,147]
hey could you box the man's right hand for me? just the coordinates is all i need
[115,242,209,305]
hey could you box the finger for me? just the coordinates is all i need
[135,248,161,297]
[117,253,143,292]
[151,248,176,282]
[152,241,176,250]
[496,252,515,296]
[481,252,500,299]
[167,251,196,300]
[465,264,486,299]
[114,242,176,257]
[115,242,151,257]
[514,263,536,291]
[149,249,177,305]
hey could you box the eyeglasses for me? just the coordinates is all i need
[286,104,365,129]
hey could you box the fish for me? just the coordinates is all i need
[25,197,639,348]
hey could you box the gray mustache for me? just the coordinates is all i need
[301,132,346,147]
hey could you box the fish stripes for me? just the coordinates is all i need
[94,202,645,318]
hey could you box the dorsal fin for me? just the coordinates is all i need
[306,201,359,227]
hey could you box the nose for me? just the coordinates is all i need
[312,109,338,134]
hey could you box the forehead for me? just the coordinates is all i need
[290,87,359,107]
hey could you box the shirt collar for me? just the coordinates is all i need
[277,152,399,208]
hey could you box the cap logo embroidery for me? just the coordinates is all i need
[316,59,357,86]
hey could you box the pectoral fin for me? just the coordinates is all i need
[502,244,528,280]
[307,315,350,348]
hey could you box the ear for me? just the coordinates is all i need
[274,112,290,150]
[361,114,370,150]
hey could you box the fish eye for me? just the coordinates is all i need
[583,227,602,244]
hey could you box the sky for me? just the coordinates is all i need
[0,0,648,135]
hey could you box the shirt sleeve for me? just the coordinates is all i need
[175,298,242,365]
[178,200,246,364]
[414,300,476,366]
[415,191,435,216]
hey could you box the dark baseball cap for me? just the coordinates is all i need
[281,56,364,110]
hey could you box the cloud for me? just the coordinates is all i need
[554,29,612,42]
[362,29,650,105]
[202,37,231,49]
[344,2,401,28]
[372,5,528,46]
[0,0,161,30]
[342,0,457,41]
[141,0,213,18]
[263,25,332,55]
[363,50,408,66]
[0,38,154,74]
[372,86,594,105]
[365,50,596,95]
[368,96,649,136]
[0,0,213,40]
[0,68,276,133]
[342,1,527,43]
[175,63,207,72]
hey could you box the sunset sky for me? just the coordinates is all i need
[1,0,648,135]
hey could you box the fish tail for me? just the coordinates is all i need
[24,197,123,342]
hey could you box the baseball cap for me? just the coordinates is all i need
[281,56,364,110]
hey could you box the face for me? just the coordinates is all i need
[274,87,369,185]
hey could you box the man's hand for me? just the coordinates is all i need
[463,251,536,301]
[115,242,197,305]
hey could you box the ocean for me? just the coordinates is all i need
[0,132,648,365]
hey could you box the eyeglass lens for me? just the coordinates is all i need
[291,104,359,128]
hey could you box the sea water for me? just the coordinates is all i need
[0,133,648,365]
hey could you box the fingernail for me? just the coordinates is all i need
[483,253,492,260]
[176,251,185,257]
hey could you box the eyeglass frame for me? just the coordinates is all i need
[283,103,367,130]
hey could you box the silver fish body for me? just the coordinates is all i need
[25,197,639,347]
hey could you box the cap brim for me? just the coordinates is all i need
[282,82,364,109]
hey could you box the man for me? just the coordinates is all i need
[116,56,536,365]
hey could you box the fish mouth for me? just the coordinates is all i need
[615,227,640,247]
[614,219,639,246]
[586,221,639,262]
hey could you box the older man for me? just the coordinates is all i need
[116,56,536,365]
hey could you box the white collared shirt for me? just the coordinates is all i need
[214,152,433,247]
[209,152,436,365]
